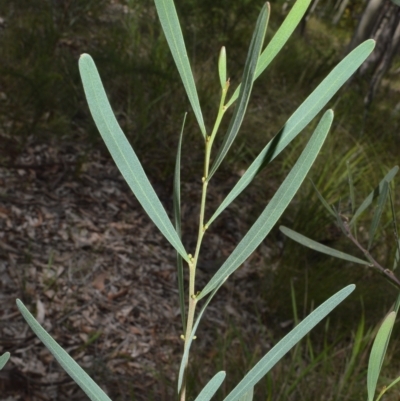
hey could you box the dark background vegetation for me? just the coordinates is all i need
[1,0,400,399]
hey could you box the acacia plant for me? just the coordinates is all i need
[280,166,400,400]
[0,0,381,400]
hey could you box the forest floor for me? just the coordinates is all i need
[0,136,281,401]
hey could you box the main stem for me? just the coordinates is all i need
[179,82,229,401]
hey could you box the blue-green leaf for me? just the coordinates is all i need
[194,371,226,401]
[17,299,112,401]
[223,285,355,401]
[226,0,313,108]
[154,0,206,136]
[238,387,254,401]
[218,47,227,90]
[79,54,189,263]
[368,180,389,250]
[174,114,187,332]
[310,179,337,218]
[279,226,370,265]
[350,166,398,227]
[0,352,10,370]
[200,110,333,300]
[207,40,375,227]
[367,311,396,401]
[208,3,269,180]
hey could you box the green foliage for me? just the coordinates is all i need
[280,165,400,291]
[0,352,10,370]
[367,311,396,401]
[17,300,112,401]
[154,0,207,137]
[4,0,392,400]
[281,166,400,400]
[0,0,109,151]
[79,54,189,262]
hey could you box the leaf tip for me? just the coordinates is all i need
[347,284,356,292]
[365,38,376,50]
[78,54,94,70]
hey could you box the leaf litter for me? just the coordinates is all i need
[0,137,278,400]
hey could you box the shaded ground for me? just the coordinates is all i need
[0,137,279,400]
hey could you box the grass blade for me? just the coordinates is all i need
[17,299,112,401]
[350,165,398,227]
[200,110,333,300]
[347,160,355,214]
[174,113,187,332]
[223,285,356,401]
[218,47,227,89]
[194,371,226,401]
[79,54,189,263]
[368,180,389,250]
[279,226,370,265]
[208,3,269,180]
[154,0,206,136]
[339,312,365,391]
[367,311,396,401]
[0,352,10,370]
[207,40,375,227]
[310,179,337,218]
[388,187,400,271]
[226,0,312,108]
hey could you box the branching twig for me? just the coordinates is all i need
[343,220,400,290]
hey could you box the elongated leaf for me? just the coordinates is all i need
[174,114,187,332]
[279,226,370,265]
[389,188,400,271]
[0,352,10,370]
[79,54,189,263]
[226,0,312,108]
[310,179,337,218]
[200,110,333,299]
[367,311,396,401]
[207,41,375,227]
[238,387,254,401]
[347,160,355,214]
[368,180,389,250]
[208,3,269,180]
[178,278,227,393]
[350,165,399,226]
[223,285,355,401]
[154,0,206,136]
[17,299,112,401]
[194,371,226,401]
[218,47,227,89]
